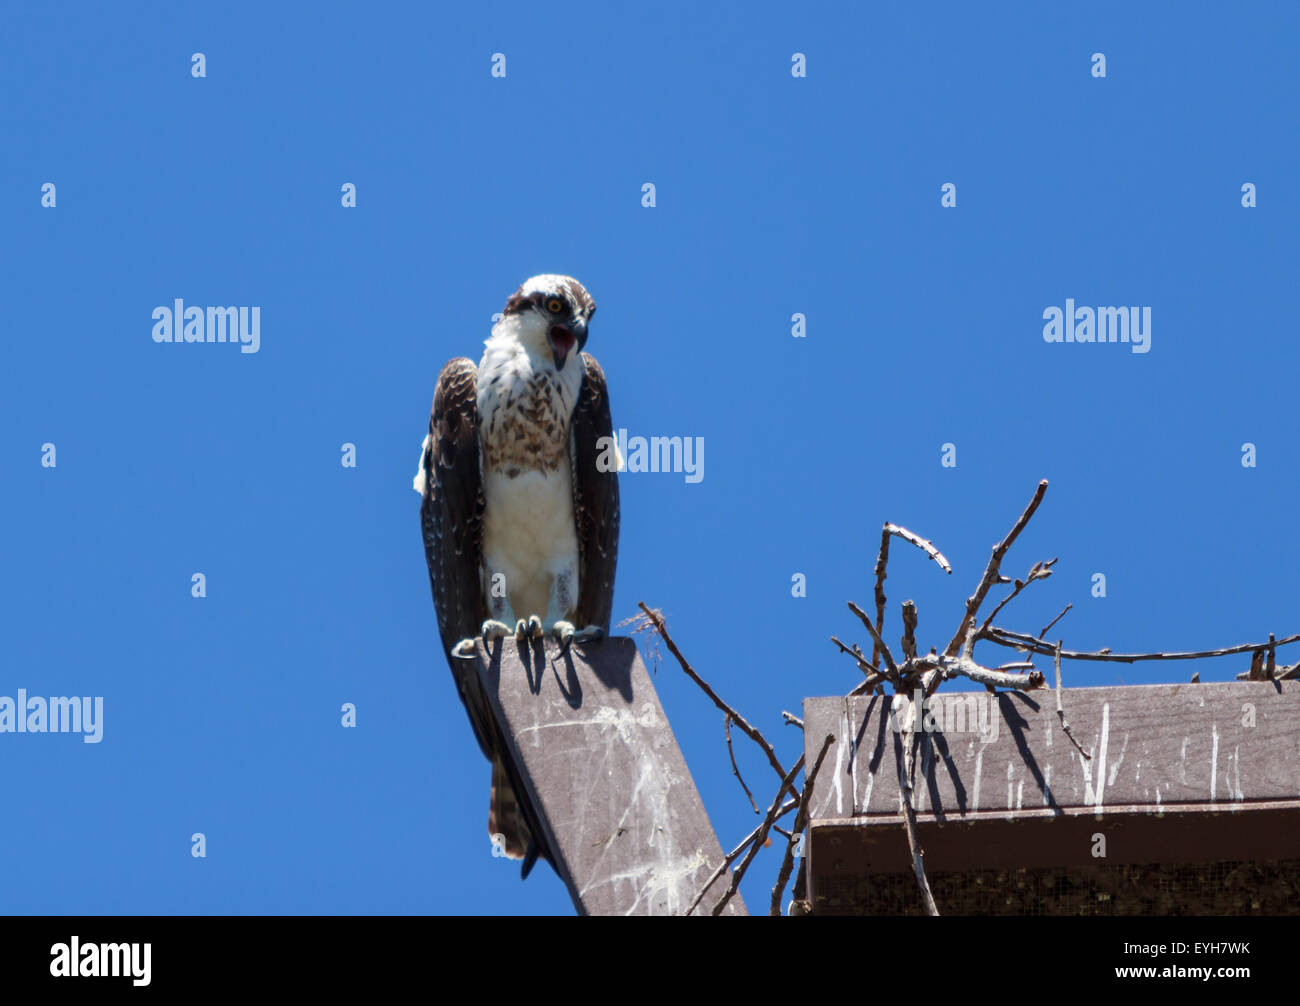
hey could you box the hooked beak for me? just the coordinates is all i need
[548,324,578,370]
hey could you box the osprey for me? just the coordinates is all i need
[415,274,620,875]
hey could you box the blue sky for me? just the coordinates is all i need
[1,1,1296,915]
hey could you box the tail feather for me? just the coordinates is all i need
[489,755,531,861]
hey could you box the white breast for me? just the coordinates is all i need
[475,326,584,619]
[481,465,579,618]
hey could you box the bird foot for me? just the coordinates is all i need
[481,619,512,643]
[547,621,604,652]
[515,615,544,641]
[456,620,513,658]
[550,620,576,647]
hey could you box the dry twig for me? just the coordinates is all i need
[872,523,952,667]
[978,558,1056,636]
[901,600,919,660]
[683,797,799,917]
[724,715,759,814]
[709,755,805,916]
[890,701,939,916]
[769,733,835,915]
[1053,640,1091,759]
[638,602,801,805]
[1039,603,1072,640]
[984,626,1300,665]
[944,479,1049,657]
[849,600,901,681]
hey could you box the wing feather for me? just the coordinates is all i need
[420,357,493,758]
[570,352,620,631]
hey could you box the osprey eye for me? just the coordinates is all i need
[546,298,563,314]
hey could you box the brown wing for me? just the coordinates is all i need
[419,357,551,873]
[570,352,620,631]
[420,357,493,759]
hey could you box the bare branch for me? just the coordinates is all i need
[1053,640,1091,759]
[832,635,888,692]
[684,797,799,917]
[883,522,953,574]
[849,600,901,680]
[901,600,919,660]
[984,626,1300,664]
[781,711,804,729]
[710,755,806,916]
[724,715,759,814]
[872,526,891,668]
[934,653,1045,691]
[889,701,939,915]
[978,557,1057,636]
[769,733,835,915]
[831,634,880,678]
[944,479,1049,657]
[1039,603,1072,641]
[871,523,951,667]
[638,602,800,805]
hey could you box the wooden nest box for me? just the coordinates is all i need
[800,681,1300,915]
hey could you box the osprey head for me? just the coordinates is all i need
[498,274,596,371]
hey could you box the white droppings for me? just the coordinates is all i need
[861,748,874,814]
[1081,703,1110,810]
[1210,723,1219,802]
[832,709,847,816]
[516,702,657,748]
[582,848,710,916]
[850,707,862,814]
[1107,731,1129,787]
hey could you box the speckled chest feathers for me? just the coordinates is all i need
[476,338,582,476]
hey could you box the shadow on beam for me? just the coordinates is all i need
[471,636,745,916]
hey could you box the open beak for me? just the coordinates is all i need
[548,324,577,370]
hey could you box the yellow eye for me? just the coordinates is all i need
[546,298,563,314]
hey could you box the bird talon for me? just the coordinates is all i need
[550,620,576,646]
[481,619,511,643]
[573,625,605,643]
[452,637,478,659]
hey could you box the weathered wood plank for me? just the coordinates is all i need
[806,681,1300,819]
[802,682,1300,891]
[472,636,745,916]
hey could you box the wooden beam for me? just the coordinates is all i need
[470,636,745,916]
[802,681,1300,911]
